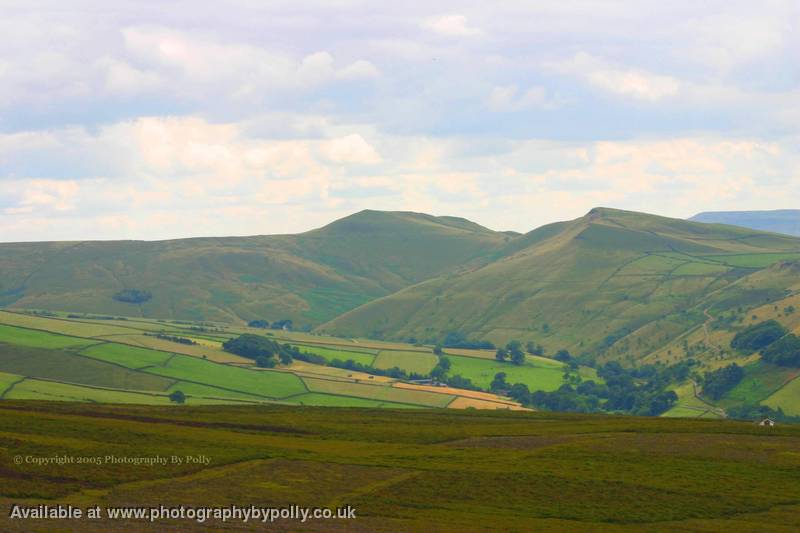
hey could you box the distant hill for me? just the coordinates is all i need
[321,208,800,364]
[0,210,509,326]
[690,210,800,236]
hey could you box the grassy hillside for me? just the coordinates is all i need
[0,210,508,326]
[1,401,799,531]
[321,208,800,365]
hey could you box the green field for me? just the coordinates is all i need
[718,361,799,407]
[447,354,566,391]
[288,392,420,408]
[0,311,526,410]
[373,350,439,374]
[0,371,23,395]
[0,323,92,349]
[763,376,800,416]
[80,342,173,368]
[165,381,268,402]
[0,344,174,391]
[294,344,377,366]
[146,355,308,399]
[4,379,175,404]
[1,402,799,531]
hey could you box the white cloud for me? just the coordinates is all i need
[337,60,381,80]
[100,58,162,95]
[320,134,382,165]
[487,85,560,111]
[422,15,482,37]
[551,52,681,102]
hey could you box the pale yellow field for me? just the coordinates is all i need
[287,360,395,383]
[93,334,249,363]
[0,311,134,338]
[448,396,529,410]
[393,382,519,405]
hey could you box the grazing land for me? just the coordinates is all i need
[0,311,520,410]
[1,402,799,531]
[764,376,800,415]
[372,350,438,374]
[447,354,566,391]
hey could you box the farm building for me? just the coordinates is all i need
[758,418,776,427]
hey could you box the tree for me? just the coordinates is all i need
[248,319,270,328]
[508,383,531,405]
[507,340,525,365]
[113,288,152,304]
[490,372,508,392]
[438,356,451,372]
[525,341,545,355]
[169,390,185,404]
[731,320,786,353]
[761,334,800,367]
[256,356,276,368]
[433,345,443,356]
[223,334,280,360]
[703,364,745,400]
[279,351,293,365]
[495,347,508,361]
[554,349,572,362]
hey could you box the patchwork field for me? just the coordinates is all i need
[718,361,800,407]
[1,402,799,531]
[0,311,522,410]
[295,344,377,366]
[763,376,800,416]
[447,354,566,391]
[373,350,438,374]
[303,377,455,408]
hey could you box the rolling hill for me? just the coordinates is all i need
[691,209,800,236]
[321,208,800,364]
[0,210,509,326]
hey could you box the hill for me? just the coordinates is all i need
[2,401,799,531]
[691,209,800,236]
[321,208,800,365]
[0,210,508,327]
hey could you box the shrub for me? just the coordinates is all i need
[112,289,152,304]
[761,334,800,367]
[223,334,280,360]
[731,320,787,353]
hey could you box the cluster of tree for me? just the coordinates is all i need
[112,289,152,304]
[495,340,526,365]
[761,334,800,367]
[222,334,294,368]
[731,320,787,353]
[68,314,128,320]
[429,356,481,390]
[246,319,293,330]
[145,333,197,345]
[701,363,744,400]
[526,341,544,356]
[503,361,689,415]
[442,331,495,350]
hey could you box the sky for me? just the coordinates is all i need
[1,0,799,241]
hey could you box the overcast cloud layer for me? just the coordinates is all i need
[1,1,799,241]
